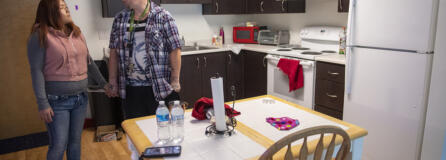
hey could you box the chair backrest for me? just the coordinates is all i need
[259,125,351,160]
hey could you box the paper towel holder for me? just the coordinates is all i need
[204,83,238,137]
[211,72,221,79]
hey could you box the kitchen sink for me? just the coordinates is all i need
[181,46,218,52]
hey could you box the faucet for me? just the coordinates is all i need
[194,42,199,50]
[180,36,185,47]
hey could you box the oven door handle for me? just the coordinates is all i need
[265,55,313,67]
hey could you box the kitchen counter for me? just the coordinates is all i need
[181,43,346,65]
[181,43,277,56]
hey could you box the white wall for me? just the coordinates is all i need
[161,4,251,45]
[66,0,347,59]
[66,0,113,60]
[249,0,348,44]
[421,0,446,159]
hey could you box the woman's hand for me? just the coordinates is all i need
[39,108,54,123]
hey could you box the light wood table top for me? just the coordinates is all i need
[122,95,368,159]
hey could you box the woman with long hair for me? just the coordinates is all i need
[27,0,110,159]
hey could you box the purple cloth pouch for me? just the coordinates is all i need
[266,117,299,131]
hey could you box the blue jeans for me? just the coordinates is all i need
[46,92,88,160]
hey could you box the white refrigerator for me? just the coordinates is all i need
[343,0,441,160]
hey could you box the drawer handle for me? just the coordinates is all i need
[328,71,340,75]
[326,93,338,98]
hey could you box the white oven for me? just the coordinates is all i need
[265,26,343,110]
[266,54,315,109]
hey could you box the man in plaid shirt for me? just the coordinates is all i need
[106,0,182,119]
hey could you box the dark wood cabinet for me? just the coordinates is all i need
[286,0,306,13]
[246,0,262,13]
[338,0,349,12]
[202,0,218,14]
[162,0,211,4]
[243,51,267,98]
[179,55,203,108]
[201,52,228,98]
[101,0,214,17]
[180,50,267,105]
[315,79,344,111]
[315,105,343,120]
[314,62,345,120]
[262,0,286,13]
[225,52,245,101]
[246,0,305,14]
[101,0,161,17]
[180,52,228,106]
[203,0,245,14]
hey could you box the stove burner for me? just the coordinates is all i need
[292,47,310,50]
[276,49,292,51]
[279,44,301,48]
[321,50,336,53]
[301,51,323,55]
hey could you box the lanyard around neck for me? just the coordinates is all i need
[128,0,150,58]
[129,0,151,33]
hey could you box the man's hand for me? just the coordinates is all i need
[107,49,119,98]
[171,80,181,93]
[39,108,54,123]
[105,80,119,97]
[169,48,181,93]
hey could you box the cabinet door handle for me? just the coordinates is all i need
[281,0,286,12]
[328,71,340,75]
[339,0,343,11]
[263,56,267,67]
[216,2,219,13]
[204,56,207,68]
[228,54,232,65]
[326,93,338,98]
[196,57,200,69]
[260,1,264,12]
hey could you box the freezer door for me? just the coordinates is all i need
[343,48,432,160]
[349,0,437,52]
[421,0,446,159]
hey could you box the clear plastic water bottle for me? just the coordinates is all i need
[155,101,170,146]
[170,101,184,144]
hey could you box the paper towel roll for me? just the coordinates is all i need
[211,77,226,131]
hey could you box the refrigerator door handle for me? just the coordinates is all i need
[345,0,356,95]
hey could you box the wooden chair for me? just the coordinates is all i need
[258,125,352,160]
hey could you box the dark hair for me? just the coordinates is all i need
[31,0,81,47]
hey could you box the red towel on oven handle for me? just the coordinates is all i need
[277,58,304,92]
[192,97,241,120]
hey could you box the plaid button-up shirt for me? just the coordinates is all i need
[109,2,181,100]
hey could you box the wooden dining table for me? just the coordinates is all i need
[122,95,368,160]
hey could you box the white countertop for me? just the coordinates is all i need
[181,43,345,65]
[180,43,278,56]
[315,54,346,65]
